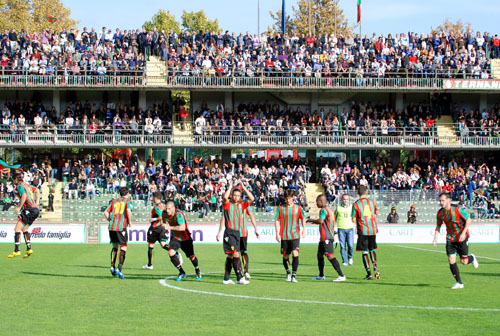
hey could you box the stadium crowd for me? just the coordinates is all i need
[454,102,500,139]
[0,27,499,79]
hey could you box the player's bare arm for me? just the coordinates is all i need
[216,215,224,242]
[15,193,27,213]
[223,180,233,203]
[274,219,281,242]
[249,212,260,238]
[459,218,472,242]
[433,223,442,246]
[126,208,132,227]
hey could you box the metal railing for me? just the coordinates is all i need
[0,74,145,88]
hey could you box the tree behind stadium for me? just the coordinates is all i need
[0,0,77,31]
[269,0,352,36]
[181,10,220,33]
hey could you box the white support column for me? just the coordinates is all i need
[139,90,147,110]
[53,90,61,117]
[311,92,319,112]
[395,93,404,112]
[479,93,488,113]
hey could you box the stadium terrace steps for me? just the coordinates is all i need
[41,182,63,223]
[173,110,194,144]
[436,115,459,145]
[305,183,324,215]
[146,56,168,86]
[491,59,500,79]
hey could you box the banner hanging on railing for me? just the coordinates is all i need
[0,223,87,243]
[444,79,500,90]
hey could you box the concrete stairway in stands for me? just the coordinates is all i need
[40,182,62,223]
[305,183,324,215]
[173,111,194,145]
[491,59,500,79]
[146,56,168,86]
[436,115,459,146]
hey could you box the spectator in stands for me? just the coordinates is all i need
[407,205,418,224]
[387,207,399,223]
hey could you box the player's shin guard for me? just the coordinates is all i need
[170,255,185,274]
[118,249,126,271]
[362,253,371,275]
[450,263,462,284]
[232,257,243,281]
[283,257,290,274]
[147,247,154,267]
[329,257,344,277]
[369,250,378,270]
[241,252,249,273]
[14,232,21,252]
[292,256,299,276]
[224,257,232,281]
[318,257,325,277]
[23,232,31,250]
[110,247,118,268]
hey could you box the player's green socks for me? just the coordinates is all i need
[14,232,20,252]
[111,247,118,268]
[450,263,462,284]
[318,257,325,277]
[147,247,154,267]
[283,258,290,274]
[118,250,126,271]
[329,257,344,277]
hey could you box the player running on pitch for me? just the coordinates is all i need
[308,194,346,282]
[351,186,380,280]
[219,205,260,280]
[216,179,254,285]
[274,190,306,283]
[433,192,479,289]
[8,173,40,258]
[104,187,133,279]
[162,201,202,281]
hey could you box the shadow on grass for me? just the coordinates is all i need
[468,272,500,277]
[64,265,110,269]
[22,271,165,280]
[366,281,431,288]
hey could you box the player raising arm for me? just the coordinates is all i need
[433,192,479,289]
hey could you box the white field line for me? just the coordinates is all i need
[394,245,500,261]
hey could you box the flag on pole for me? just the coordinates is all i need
[0,159,21,170]
[281,0,286,34]
[46,15,58,23]
[357,0,361,23]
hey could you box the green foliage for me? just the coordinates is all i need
[143,9,180,34]
[181,10,219,33]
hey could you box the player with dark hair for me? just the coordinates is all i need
[8,173,40,258]
[351,186,380,280]
[274,189,306,283]
[104,187,133,279]
[216,179,254,285]
[162,201,202,281]
[433,192,479,289]
[142,192,169,270]
[308,194,346,282]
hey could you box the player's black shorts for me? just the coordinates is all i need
[446,239,469,257]
[147,225,168,244]
[318,239,334,256]
[223,229,240,254]
[169,237,195,258]
[109,230,128,246]
[19,207,40,226]
[356,235,377,252]
[281,239,300,255]
[240,236,248,253]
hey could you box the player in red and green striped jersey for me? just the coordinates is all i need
[307,194,346,282]
[104,187,133,279]
[8,173,40,259]
[433,192,479,289]
[351,186,380,280]
[274,190,306,283]
[142,192,168,270]
[216,179,255,285]
[162,201,202,281]
[219,205,260,281]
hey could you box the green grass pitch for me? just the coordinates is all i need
[1,243,499,335]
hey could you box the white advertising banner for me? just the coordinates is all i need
[99,223,499,244]
[0,223,87,243]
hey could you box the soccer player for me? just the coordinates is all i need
[308,194,346,282]
[142,192,168,270]
[351,186,380,280]
[274,190,306,283]
[8,173,40,258]
[162,201,202,281]
[335,194,354,267]
[219,205,260,280]
[216,179,254,285]
[104,187,133,279]
[433,192,479,289]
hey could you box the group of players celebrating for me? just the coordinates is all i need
[7,172,480,289]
